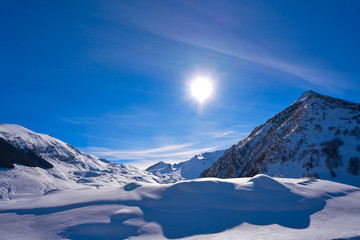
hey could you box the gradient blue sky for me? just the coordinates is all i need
[1,0,360,168]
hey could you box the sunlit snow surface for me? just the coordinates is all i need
[1,174,359,240]
[0,124,161,200]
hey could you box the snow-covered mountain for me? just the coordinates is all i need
[0,124,160,200]
[146,150,225,182]
[200,91,360,187]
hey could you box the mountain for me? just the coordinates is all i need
[0,124,160,200]
[200,91,360,187]
[146,150,225,182]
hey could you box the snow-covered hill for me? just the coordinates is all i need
[0,174,359,239]
[0,124,160,200]
[146,150,225,182]
[201,91,360,187]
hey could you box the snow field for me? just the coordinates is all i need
[1,174,359,240]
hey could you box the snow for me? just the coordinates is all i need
[0,124,161,200]
[0,174,359,239]
[146,150,225,182]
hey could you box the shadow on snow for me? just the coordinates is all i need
[2,175,338,239]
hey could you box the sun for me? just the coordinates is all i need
[190,76,214,103]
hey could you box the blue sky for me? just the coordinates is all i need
[1,0,360,168]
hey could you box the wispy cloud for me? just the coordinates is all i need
[211,130,235,138]
[96,1,354,92]
[82,127,248,168]
[66,108,252,169]
[144,28,352,91]
[83,143,217,169]
[197,43,354,91]
[91,142,195,156]
[189,123,251,141]
[62,117,93,125]
[62,106,160,130]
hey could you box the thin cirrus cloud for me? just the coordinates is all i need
[142,27,352,92]
[83,143,217,169]
[97,1,354,92]
[63,108,252,168]
[211,130,235,138]
[62,106,160,130]
[79,127,249,169]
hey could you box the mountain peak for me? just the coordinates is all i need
[200,91,360,187]
[146,161,171,171]
[294,90,359,110]
[295,90,321,103]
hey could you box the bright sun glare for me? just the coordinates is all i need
[190,76,213,103]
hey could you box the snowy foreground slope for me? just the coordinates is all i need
[0,124,160,200]
[201,91,360,187]
[0,174,359,240]
[146,150,225,182]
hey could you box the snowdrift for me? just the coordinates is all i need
[1,175,359,239]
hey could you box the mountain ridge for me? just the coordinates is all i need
[200,90,360,187]
[0,124,161,200]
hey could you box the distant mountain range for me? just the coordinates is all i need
[146,150,225,182]
[0,123,223,200]
[200,90,360,187]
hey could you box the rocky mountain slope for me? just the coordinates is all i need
[200,91,360,187]
[0,124,160,200]
[146,150,225,182]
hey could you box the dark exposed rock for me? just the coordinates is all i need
[0,138,53,169]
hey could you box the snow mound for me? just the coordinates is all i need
[248,174,287,191]
[1,176,359,239]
